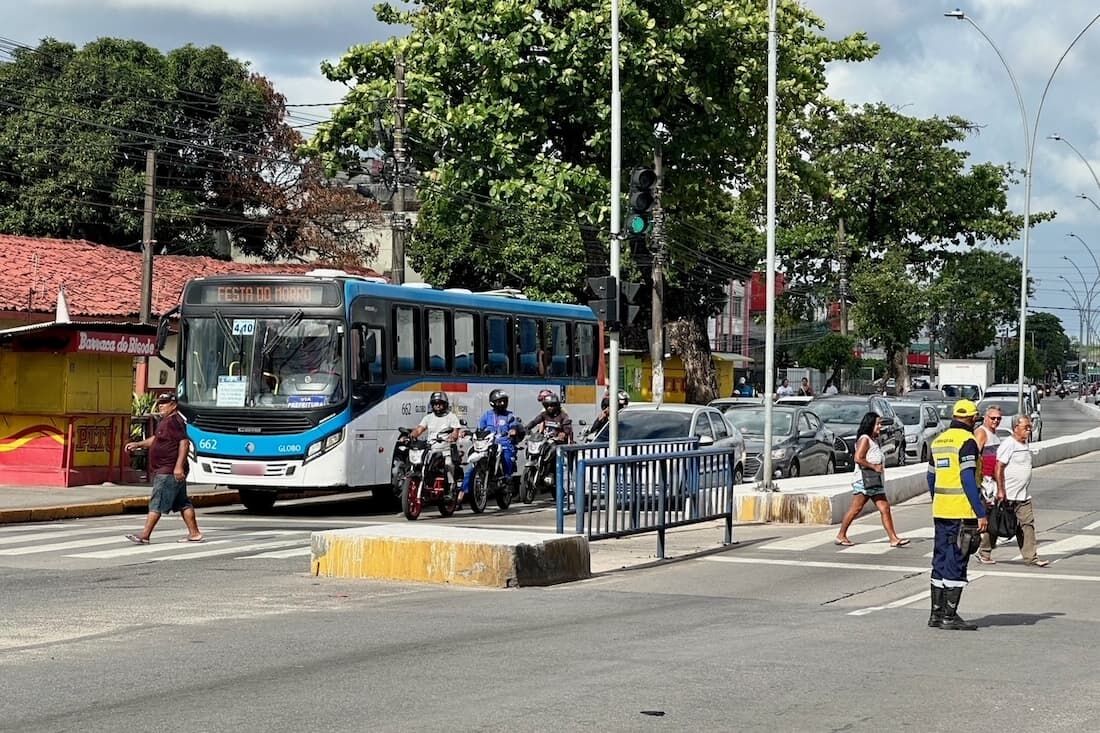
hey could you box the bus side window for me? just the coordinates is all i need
[454,311,478,375]
[517,317,542,376]
[351,326,383,384]
[548,320,571,377]
[393,305,420,373]
[485,315,512,375]
[425,308,449,373]
[574,322,596,377]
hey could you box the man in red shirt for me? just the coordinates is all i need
[123,393,204,543]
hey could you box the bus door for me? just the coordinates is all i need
[348,299,388,487]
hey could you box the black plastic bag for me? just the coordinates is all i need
[988,502,1019,540]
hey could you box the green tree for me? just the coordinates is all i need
[850,250,927,389]
[799,332,859,386]
[307,0,876,398]
[931,249,1026,358]
[996,340,1042,383]
[0,38,375,260]
[1027,312,1071,378]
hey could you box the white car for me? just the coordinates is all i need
[976,397,1043,442]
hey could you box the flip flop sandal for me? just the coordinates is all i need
[890,539,911,548]
[125,534,150,545]
[177,536,205,543]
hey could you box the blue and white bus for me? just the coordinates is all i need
[173,271,601,511]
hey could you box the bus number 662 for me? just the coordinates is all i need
[197,438,218,451]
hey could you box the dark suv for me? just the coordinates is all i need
[808,394,907,467]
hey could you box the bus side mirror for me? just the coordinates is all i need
[155,306,179,369]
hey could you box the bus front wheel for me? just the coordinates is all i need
[239,488,277,513]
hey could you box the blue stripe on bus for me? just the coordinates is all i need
[342,281,597,320]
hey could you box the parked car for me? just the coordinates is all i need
[594,403,746,484]
[889,400,944,463]
[976,397,1043,442]
[722,404,851,480]
[905,388,947,401]
[774,395,815,406]
[809,394,907,467]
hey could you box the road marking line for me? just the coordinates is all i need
[703,555,1100,581]
[1007,534,1100,561]
[848,590,929,616]
[0,535,146,555]
[757,526,879,551]
[0,526,134,546]
[704,556,929,573]
[148,538,307,562]
[1083,519,1100,531]
[62,530,305,559]
[240,547,312,559]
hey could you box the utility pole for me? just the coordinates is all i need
[650,131,666,404]
[391,53,406,285]
[837,218,849,391]
[139,149,156,324]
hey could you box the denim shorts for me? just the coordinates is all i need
[149,473,192,514]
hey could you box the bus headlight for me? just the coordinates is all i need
[305,429,344,463]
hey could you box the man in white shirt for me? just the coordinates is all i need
[776,379,794,398]
[992,415,1049,567]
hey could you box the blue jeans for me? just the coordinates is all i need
[462,441,516,493]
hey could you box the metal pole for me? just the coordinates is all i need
[607,0,622,524]
[392,53,406,285]
[761,0,778,490]
[651,136,665,405]
[837,218,849,391]
[140,149,156,325]
[946,9,1100,413]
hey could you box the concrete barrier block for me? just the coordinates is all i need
[310,525,591,588]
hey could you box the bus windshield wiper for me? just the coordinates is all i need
[213,309,243,360]
[262,310,304,358]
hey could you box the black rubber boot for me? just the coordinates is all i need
[928,585,945,628]
[939,587,977,631]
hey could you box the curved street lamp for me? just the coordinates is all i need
[945,8,1100,410]
[1049,133,1100,196]
[1077,193,1100,213]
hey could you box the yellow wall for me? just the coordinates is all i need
[0,351,131,415]
[625,355,736,404]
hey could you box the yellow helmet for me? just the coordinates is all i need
[952,399,979,418]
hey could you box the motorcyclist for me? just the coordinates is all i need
[406,392,463,489]
[586,389,630,440]
[460,389,524,503]
[526,392,574,445]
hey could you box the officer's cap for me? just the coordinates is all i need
[952,399,979,418]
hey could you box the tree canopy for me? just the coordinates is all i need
[309,0,876,314]
[0,38,376,260]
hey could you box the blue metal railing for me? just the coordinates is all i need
[559,446,736,559]
[554,438,699,530]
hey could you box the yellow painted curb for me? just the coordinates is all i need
[311,526,591,588]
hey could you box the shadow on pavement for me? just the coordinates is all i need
[971,612,1065,627]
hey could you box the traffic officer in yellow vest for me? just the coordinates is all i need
[926,399,988,631]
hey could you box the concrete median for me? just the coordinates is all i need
[310,524,591,588]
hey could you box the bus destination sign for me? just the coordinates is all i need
[190,282,338,307]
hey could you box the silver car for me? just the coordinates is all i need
[891,400,944,462]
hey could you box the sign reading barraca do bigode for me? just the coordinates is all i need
[74,331,158,356]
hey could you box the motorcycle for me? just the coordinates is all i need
[465,428,518,511]
[390,427,413,498]
[400,428,462,521]
[520,427,563,504]
[1058,388,1067,400]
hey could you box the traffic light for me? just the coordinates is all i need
[625,167,656,240]
[587,275,618,324]
[619,280,642,326]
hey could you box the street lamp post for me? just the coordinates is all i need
[761,0,779,491]
[945,8,1100,412]
[1077,193,1100,213]
[1049,134,1100,196]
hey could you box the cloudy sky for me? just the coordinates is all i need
[6,0,1100,340]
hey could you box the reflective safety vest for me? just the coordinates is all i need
[931,427,978,519]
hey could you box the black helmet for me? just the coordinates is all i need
[541,393,561,415]
[489,389,509,412]
[429,391,449,415]
[617,390,630,409]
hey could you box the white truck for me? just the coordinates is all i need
[936,359,994,402]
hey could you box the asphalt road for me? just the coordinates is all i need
[2,399,1099,732]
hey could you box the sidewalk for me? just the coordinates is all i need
[0,482,239,524]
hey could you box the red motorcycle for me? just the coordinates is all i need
[401,429,462,520]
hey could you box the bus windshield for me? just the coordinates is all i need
[183,315,344,409]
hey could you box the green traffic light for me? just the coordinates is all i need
[627,213,649,235]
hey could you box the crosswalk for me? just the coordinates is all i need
[0,519,317,565]
[756,524,1100,562]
